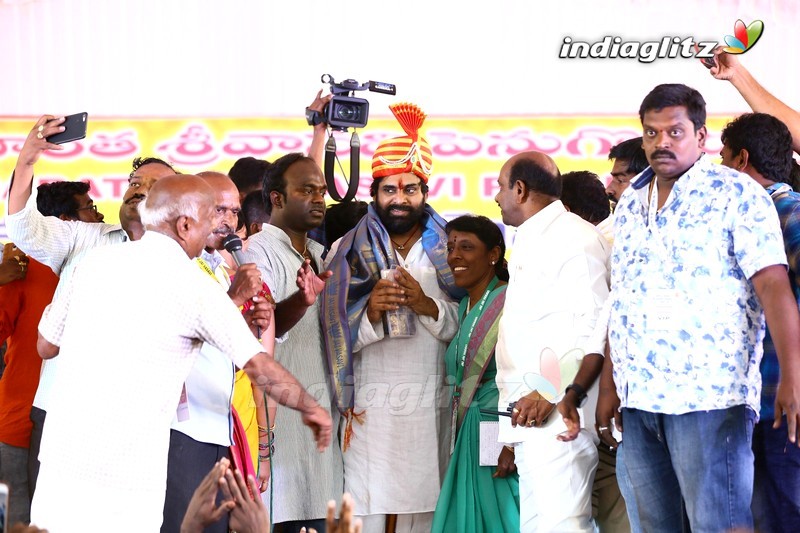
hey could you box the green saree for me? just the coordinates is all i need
[432,283,520,533]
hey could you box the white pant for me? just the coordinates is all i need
[357,512,434,533]
[515,429,598,532]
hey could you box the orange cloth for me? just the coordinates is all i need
[0,258,58,447]
[371,102,433,182]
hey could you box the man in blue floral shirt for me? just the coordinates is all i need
[605,84,800,532]
[720,111,800,533]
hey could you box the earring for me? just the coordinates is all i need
[490,260,496,265]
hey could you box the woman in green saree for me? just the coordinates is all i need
[432,215,519,533]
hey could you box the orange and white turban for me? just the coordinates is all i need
[371,102,433,183]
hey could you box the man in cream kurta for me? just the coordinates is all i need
[342,241,459,527]
[322,102,462,533]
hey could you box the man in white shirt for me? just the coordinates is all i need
[494,151,610,532]
[31,175,332,533]
[5,116,178,493]
[160,171,268,533]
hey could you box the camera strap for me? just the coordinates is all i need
[324,131,361,203]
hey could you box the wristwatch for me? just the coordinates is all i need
[305,107,325,126]
[565,383,588,407]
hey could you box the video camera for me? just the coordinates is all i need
[321,74,396,131]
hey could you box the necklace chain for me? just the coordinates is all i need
[391,225,420,251]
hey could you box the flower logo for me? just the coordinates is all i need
[723,19,764,54]
[522,347,584,401]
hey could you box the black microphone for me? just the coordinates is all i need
[223,233,265,340]
[222,233,246,267]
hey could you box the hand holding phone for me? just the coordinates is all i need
[46,112,88,145]
[694,43,717,70]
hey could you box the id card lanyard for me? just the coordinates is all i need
[450,276,499,453]
[645,178,678,330]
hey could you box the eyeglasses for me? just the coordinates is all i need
[77,205,99,214]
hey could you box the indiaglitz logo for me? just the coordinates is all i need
[559,19,765,63]
[723,19,764,54]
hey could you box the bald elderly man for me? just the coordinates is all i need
[31,175,332,533]
[160,171,270,532]
[493,152,610,532]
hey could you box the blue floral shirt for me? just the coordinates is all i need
[609,156,787,415]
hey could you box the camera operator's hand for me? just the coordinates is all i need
[308,89,333,167]
[309,89,332,128]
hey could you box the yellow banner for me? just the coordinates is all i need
[0,115,730,239]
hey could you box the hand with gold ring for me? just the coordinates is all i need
[511,390,556,429]
[18,115,67,169]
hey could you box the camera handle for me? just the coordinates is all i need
[324,130,361,203]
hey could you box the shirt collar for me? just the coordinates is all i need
[200,248,224,272]
[140,231,193,260]
[632,153,710,191]
[516,200,567,237]
[262,224,324,256]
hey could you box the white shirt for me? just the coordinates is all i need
[496,200,610,444]
[5,191,127,412]
[31,232,264,533]
[169,249,236,447]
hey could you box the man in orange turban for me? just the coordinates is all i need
[322,103,464,533]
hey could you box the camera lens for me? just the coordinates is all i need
[335,104,361,121]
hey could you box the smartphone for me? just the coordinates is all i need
[47,112,88,145]
[0,482,8,533]
[694,43,717,70]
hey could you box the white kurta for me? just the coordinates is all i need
[31,232,264,533]
[335,240,459,516]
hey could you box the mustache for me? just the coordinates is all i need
[651,150,675,160]
[125,193,146,204]
[212,225,234,235]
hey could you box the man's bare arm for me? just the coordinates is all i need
[242,353,332,452]
[710,47,800,154]
[752,265,800,443]
[8,116,65,215]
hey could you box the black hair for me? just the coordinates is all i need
[36,180,91,218]
[445,214,509,282]
[508,158,561,198]
[638,83,706,132]
[721,113,794,185]
[791,159,800,191]
[369,176,430,197]
[560,171,611,224]
[608,137,648,176]
[229,156,271,194]
[262,152,315,215]
[240,189,270,235]
[325,200,368,245]
[130,156,175,178]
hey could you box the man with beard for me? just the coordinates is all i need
[322,103,462,533]
[160,171,269,532]
[243,152,344,533]
[5,115,176,492]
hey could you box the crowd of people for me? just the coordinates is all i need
[0,47,799,533]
